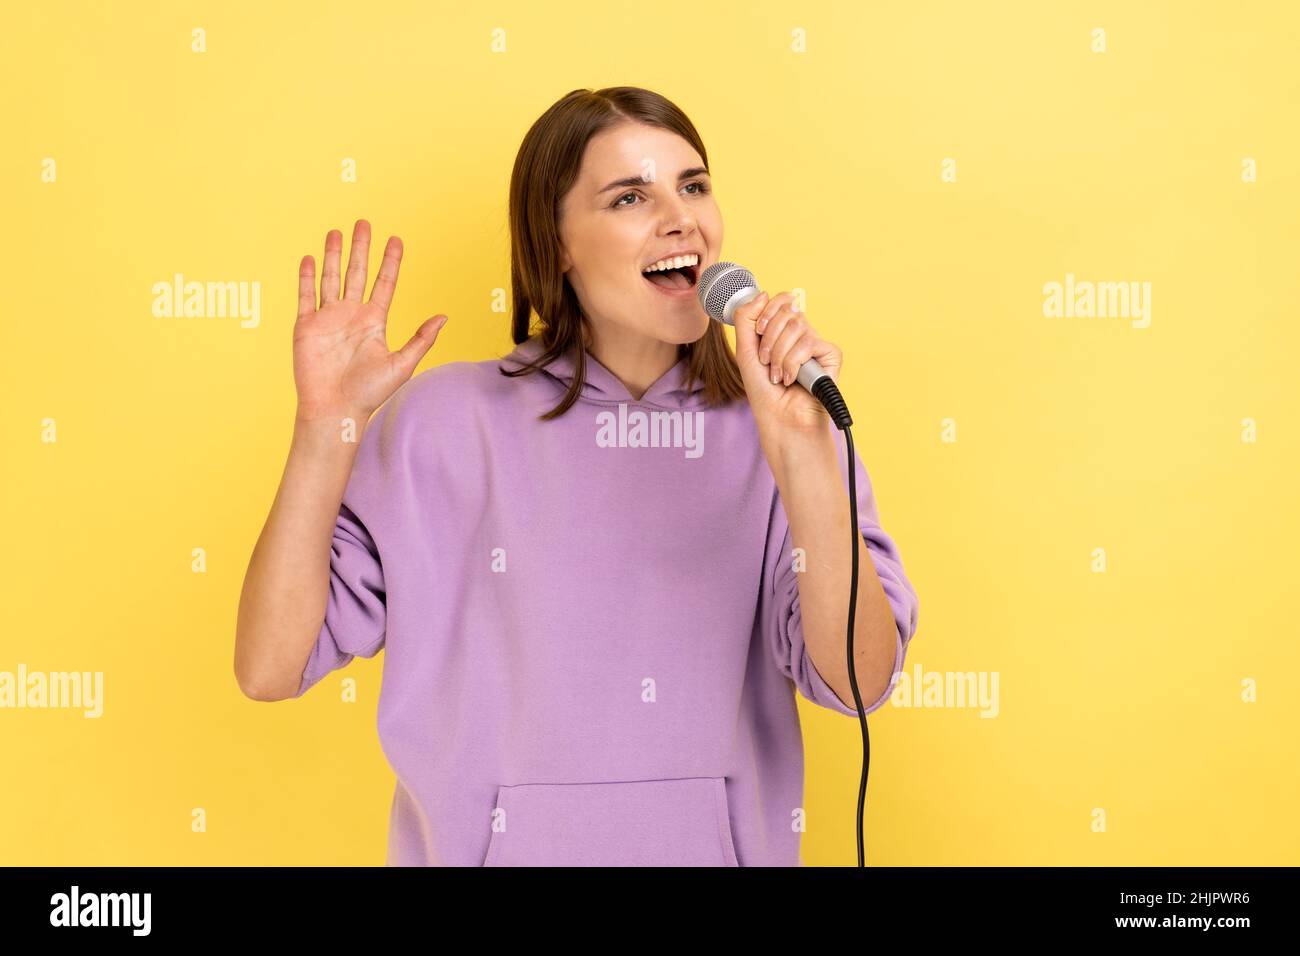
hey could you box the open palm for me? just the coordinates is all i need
[293,219,447,423]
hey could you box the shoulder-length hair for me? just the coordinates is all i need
[498,86,745,420]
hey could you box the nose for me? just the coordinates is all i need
[658,193,698,236]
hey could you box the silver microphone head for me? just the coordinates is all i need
[696,261,761,326]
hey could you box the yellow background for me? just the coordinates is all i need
[3,0,1297,866]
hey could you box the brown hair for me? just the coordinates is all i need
[498,86,745,420]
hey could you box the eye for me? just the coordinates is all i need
[610,180,712,209]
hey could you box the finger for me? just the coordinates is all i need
[730,290,768,363]
[343,219,372,302]
[757,305,799,366]
[755,291,795,337]
[775,328,817,387]
[321,229,343,302]
[391,314,449,380]
[763,309,807,384]
[297,255,317,320]
[368,236,403,313]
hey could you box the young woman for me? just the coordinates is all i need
[234,86,919,866]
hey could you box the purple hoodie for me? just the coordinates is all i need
[294,334,919,866]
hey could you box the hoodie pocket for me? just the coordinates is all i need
[482,775,739,867]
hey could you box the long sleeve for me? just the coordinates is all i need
[293,501,388,698]
[760,445,919,718]
[291,395,403,700]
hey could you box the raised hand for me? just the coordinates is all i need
[293,219,448,423]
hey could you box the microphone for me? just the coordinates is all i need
[696,261,853,430]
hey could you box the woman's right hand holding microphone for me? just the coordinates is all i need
[293,218,449,424]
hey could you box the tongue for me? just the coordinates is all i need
[646,268,691,290]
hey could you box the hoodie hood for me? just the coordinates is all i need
[501,335,711,411]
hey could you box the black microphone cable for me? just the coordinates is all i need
[810,376,870,868]
[698,261,873,867]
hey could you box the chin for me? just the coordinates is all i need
[660,311,711,346]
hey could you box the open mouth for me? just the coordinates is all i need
[641,262,699,293]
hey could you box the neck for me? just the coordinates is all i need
[585,323,680,401]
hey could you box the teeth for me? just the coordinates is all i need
[642,254,699,273]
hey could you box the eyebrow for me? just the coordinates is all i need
[597,166,711,195]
